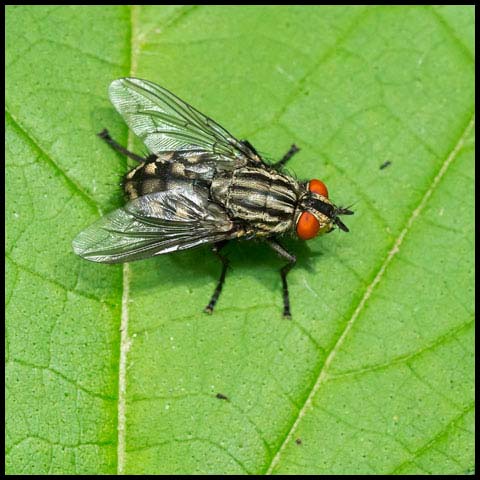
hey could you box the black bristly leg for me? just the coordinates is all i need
[272,144,300,169]
[241,139,259,156]
[204,241,230,314]
[97,129,145,163]
[266,239,297,319]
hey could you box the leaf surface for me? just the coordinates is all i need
[6,5,474,475]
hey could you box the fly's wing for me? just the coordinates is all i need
[108,78,261,166]
[72,189,238,263]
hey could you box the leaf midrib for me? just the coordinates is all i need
[115,5,139,476]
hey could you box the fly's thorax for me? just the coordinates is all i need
[211,166,301,235]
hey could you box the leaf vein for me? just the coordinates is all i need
[264,113,475,474]
[127,437,251,474]
[271,7,372,125]
[328,317,474,380]
[5,109,100,215]
[389,402,474,474]
[9,358,116,402]
[428,6,474,64]
[5,253,115,307]
[116,4,138,474]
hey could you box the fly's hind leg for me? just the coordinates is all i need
[98,129,146,163]
[204,241,230,314]
[272,144,300,169]
[266,239,297,318]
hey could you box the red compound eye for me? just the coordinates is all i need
[309,179,328,198]
[296,211,320,240]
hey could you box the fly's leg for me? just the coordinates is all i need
[273,144,300,169]
[266,239,297,319]
[241,139,259,156]
[97,129,145,163]
[204,241,230,314]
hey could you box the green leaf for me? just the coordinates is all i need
[6,5,474,475]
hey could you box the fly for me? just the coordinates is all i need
[73,78,353,318]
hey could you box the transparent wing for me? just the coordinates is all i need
[108,77,260,162]
[72,189,237,263]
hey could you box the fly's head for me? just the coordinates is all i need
[295,179,354,240]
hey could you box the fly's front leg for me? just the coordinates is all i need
[266,239,297,319]
[204,241,230,314]
[97,129,145,163]
[273,144,300,169]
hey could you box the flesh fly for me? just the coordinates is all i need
[73,78,353,317]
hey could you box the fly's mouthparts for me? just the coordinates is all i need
[334,217,350,232]
[332,206,354,232]
[308,199,353,232]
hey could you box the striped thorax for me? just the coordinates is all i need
[211,166,299,235]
